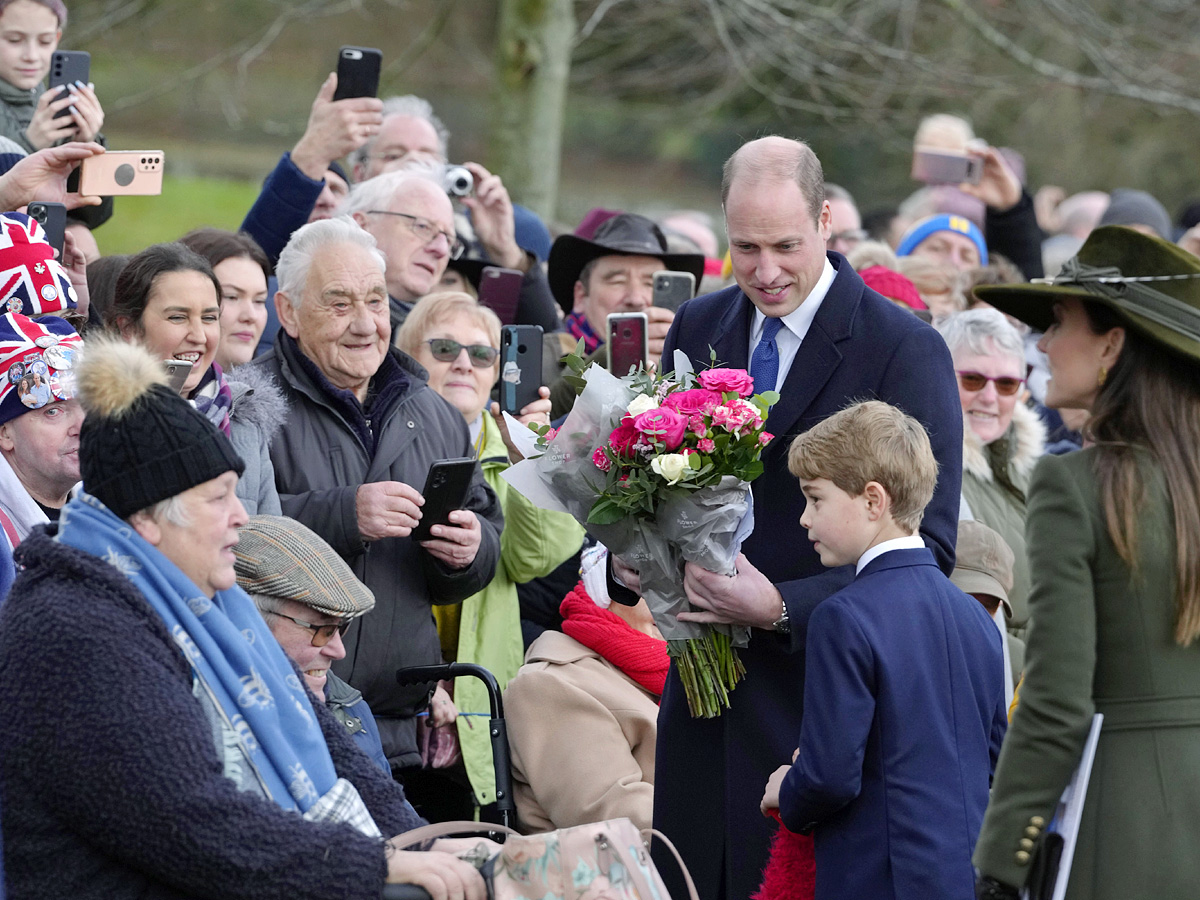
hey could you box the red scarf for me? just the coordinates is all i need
[559,582,669,698]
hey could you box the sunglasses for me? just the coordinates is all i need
[278,613,352,648]
[426,338,498,368]
[956,370,1025,396]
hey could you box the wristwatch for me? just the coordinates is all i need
[772,600,790,634]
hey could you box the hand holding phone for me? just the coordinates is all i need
[411,458,477,543]
[49,51,89,121]
[26,201,66,256]
[163,359,191,394]
[652,271,696,313]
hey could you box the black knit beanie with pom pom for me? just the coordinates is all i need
[75,336,245,519]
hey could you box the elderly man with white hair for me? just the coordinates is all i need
[249,216,503,777]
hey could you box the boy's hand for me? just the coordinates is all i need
[761,763,792,816]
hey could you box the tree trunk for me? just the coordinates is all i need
[489,0,574,223]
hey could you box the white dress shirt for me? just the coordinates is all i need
[747,258,836,393]
[855,534,927,575]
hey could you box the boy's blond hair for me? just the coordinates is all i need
[788,400,938,532]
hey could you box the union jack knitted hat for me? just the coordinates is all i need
[0,212,77,317]
[0,313,83,426]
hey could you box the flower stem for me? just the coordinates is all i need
[667,632,746,718]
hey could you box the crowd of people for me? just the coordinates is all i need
[0,1,1199,899]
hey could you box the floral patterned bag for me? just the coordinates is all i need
[396,818,699,900]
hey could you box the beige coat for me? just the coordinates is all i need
[504,630,659,832]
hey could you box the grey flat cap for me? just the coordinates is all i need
[234,515,375,618]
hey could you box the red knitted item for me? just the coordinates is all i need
[752,813,816,900]
[559,582,670,697]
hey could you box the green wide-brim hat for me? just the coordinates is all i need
[976,225,1200,364]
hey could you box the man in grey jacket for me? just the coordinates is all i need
[249,216,503,773]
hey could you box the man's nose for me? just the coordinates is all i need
[324,628,348,661]
[756,252,782,285]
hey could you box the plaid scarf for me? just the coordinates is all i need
[564,310,603,355]
[190,362,233,437]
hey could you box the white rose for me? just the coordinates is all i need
[627,393,659,417]
[651,453,689,485]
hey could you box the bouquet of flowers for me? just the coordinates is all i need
[503,348,779,717]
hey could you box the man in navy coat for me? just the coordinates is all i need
[644,136,963,900]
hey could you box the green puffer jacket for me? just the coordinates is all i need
[454,413,584,807]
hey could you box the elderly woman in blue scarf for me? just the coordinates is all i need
[0,336,484,900]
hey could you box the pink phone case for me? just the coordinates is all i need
[78,151,165,197]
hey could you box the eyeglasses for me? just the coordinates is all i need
[425,338,499,368]
[956,370,1025,396]
[278,613,352,648]
[828,228,867,248]
[366,211,465,259]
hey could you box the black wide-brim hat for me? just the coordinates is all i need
[547,213,706,316]
[445,256,488,292]
[976,225,1200,365]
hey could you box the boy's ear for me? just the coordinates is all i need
[862,481,891,521]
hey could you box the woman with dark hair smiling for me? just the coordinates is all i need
[107,241,283,516]
[971,226,1200,900]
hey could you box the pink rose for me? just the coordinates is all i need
[759,432,774,446]
[592,447,612,472]
[688,414,708,437]
[608,416,639,457]
[544,427,558,442]
[712,400,760,432]
[699,367,755,397]
[663,388,722,416]
[697,438,715,452]
[633,407,688,450]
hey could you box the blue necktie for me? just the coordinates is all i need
[750,316,784,394]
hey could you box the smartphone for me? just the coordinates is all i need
[652,271,696,313]
[607,312,648,377]
[411,458,477,543]
[478,266,523,326]
[26,201,67,256]
[78,151,164,197]
[163,359,191,393]
[498,324,544,416]
[911,148,982,185]
[49,50,89,120]
[333,46,382,100]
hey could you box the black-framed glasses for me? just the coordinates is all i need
[426,338,499,367]
[366,210,465,259]
[278,613,352,648]
[956,370,1025,396]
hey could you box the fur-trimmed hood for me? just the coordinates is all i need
[228,363,288,445]
[963,400,1046,485]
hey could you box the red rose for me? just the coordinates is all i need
[633,407,688,450]
[663,388,722,416]
[592,447,612,472]
[699,367,756,397]
[608,417,640,457]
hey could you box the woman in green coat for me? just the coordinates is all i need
[396,291,584,819]
[971,226,1200,900]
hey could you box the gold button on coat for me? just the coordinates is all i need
[1030,816,1046,827]
[1025,826,1040,838]
[1019,838,1035,851]
[1016,850,1031,865]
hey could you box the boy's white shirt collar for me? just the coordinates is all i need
[855,535,926,575]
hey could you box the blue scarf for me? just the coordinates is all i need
[56,492,337,812]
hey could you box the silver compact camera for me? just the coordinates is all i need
[443,165,474,198]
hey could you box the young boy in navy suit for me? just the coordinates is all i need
[760,400,1007,900]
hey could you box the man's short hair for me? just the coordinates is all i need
[788,400,938,532]
[720,136,825,221]
[337,164,443,221]
[276,216,386,306]
[348,95,450,172]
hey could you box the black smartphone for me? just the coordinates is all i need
[607,312,648,376]
[49,50,89,120]
[498,324,544,416]
[333,46,382,100]
[26,201,67,257]
[652,271,696,313]
[411,457,477,543]
[478,266,523,326]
